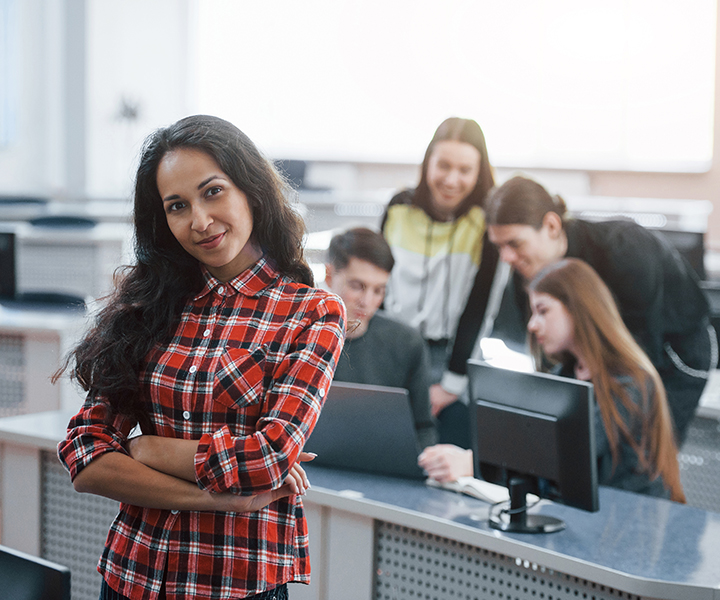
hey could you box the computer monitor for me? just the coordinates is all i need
[0,545,71,600]
[0,228,85,310]
[0,232,16,300]
[467,360,599,534]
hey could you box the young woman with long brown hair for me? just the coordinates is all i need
[420,257,685,502]
[381,117,499,449]
[527,258,685,501]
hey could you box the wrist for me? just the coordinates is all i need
[440,371,468,397]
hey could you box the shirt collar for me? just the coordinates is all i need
[194,255,281,301]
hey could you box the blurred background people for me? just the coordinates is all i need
[325,227,437,449]
[381,117,499,449]
[486,175,716,445]
[421,258,686,503]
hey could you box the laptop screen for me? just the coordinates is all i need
[305,381,425,479]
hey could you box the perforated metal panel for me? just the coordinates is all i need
[0,334,24,416]
[41,451,120,600]
[374,522,659,600]
[679,415,720,513]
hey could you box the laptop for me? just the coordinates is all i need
[0,545,71,600]
[305,381,425,479]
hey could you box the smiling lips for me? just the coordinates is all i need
[438,189,461,202]
[197,232,225,249]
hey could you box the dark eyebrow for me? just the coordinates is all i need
[161,175,223,204]
[198,175,220,189]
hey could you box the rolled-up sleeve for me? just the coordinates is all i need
[194,295,345,494]
[57,396,136,481]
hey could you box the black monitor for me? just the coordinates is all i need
[0,229,84,310]
[0,545,71,600]
[0,232,16,300]
[467,360,599,534]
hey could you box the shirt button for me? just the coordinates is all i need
[189,365,197,374]
[218,286,224,294]
[183,410,191,420]
[203,329,211,337]
[319,388,325,398]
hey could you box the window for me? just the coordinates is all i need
[196,0,716,171]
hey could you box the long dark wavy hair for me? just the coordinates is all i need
[413,117,494,220]
[58,115,313,423]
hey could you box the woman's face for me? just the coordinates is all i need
[528,291,575,356]
[157,147,262,282]
[426,140,481,218]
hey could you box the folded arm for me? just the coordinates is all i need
[72,449,306,512]
[59,400,308,513]
[195,296,345,494]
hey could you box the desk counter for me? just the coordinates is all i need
[301,464,720,600]
[0,411,718,600]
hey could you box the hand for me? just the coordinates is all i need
[418,444,473,483]
[277,451,316,497]
[429,384,458,417]
[208,452,316,513]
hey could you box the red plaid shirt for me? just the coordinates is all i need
[58,257,345,599]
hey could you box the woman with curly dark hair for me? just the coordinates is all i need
[57,115,345,600]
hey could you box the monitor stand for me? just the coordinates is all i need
[489,477,565,534]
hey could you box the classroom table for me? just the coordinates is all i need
[0,410,719,600]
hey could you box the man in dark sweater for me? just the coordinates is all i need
[325,228,437,449]
[486,176,716,445]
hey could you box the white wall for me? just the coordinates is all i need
[0,0,65,196]
[85,0,196,200]
[0,0,195,201]
[196,1,716,173]
[2,1,720,250]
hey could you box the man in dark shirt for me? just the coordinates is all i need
[325,227,437,449]
[486,176,716,444]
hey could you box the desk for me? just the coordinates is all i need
[299,466,720,600]
[1,411,718,600]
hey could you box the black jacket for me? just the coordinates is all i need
[514,218,709,372]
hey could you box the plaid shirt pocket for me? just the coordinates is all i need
[214,345,268,409]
